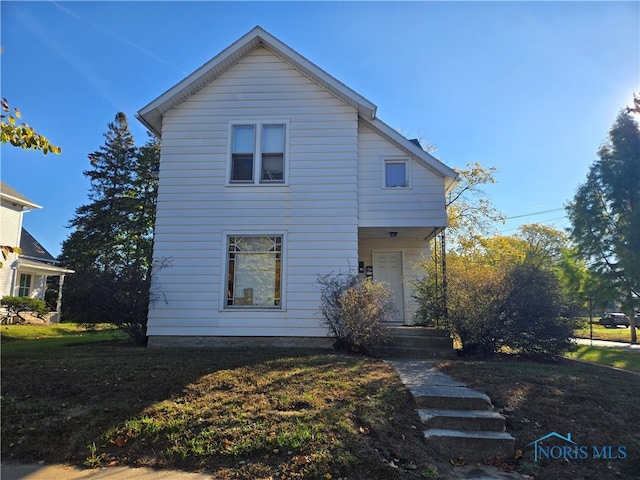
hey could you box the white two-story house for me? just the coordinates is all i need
[137,27,458,347]
[0,181,74,322]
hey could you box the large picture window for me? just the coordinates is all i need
[229,122,286,184]
[227,236,282,308]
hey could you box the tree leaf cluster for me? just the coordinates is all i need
[0,98,61,154]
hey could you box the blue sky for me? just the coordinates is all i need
[1,1,638,257]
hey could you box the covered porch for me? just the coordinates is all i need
[357,226,443,325]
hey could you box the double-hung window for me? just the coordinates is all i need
[230,122,286,184]
[226,236,282,308]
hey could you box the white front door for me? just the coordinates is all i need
[373,251,404,323]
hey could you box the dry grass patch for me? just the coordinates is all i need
[436,357,640,480]
[2,341,446,479]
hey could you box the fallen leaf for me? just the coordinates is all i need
[295,455,308,465]
[111,436,127,447]
[358,426,370,435]
[514,449,523,460]
[450,457,467,466]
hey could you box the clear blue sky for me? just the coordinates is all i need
[2,1,638,257]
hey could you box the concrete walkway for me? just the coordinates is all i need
[0,463,212,480]
[574,337,640,350]
[388,360,527,480]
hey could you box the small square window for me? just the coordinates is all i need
[385,162,407,187]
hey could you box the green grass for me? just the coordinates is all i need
[1,323,125,353]
[574,321,638,343]
[566,345,640,373]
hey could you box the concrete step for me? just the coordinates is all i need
[418,408,506,432]
[389,326,450,338]
[386,334,453,349]
[424,428,515,462]
[412,386,493,411]
[371,345,455,359]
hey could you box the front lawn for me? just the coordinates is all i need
[436,358,640,480]
[574,322,638,343]
[1,327,443,480]
[2,324,639,480]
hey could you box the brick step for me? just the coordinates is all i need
[412,386,493,411]
[424,428,515,462]
[418,408,506,432]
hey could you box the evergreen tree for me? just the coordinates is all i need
[60,113,159,344]
[567,108,640,342]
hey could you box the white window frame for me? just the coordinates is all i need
[227,120,290,186]
[222,233,286,310]
[17,273,32,297]
[382,157,412,189]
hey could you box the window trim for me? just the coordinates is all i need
[382,157,412,189]
[222,232,286,310]
[227,120,290,186]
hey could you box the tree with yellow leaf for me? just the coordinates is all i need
[1,98,61,267]
[1,98,61,154]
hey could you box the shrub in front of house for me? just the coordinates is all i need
[1,296,49,324]
[317,273,394,354]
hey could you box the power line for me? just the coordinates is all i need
[504,208,566,220]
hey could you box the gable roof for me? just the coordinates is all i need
[20,228,56,263]
[137,26,458,187]
[0,181,42,210]
[137,26,376,136]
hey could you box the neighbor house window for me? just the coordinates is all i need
[18,274,32,297]
[227,236,282,308]
[229,122,287,184]
[384,160,408,188]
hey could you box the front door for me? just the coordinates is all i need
[373,251,404,323]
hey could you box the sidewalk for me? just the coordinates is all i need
[574,338,640,350]
[0,463,213,480]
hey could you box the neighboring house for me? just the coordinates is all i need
[0,181,73,321]
[137,26,458,347]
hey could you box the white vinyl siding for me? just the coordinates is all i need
[0,200,23,298]
[149,47,359,337]
[358,121,448,228]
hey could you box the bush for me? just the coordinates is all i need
[425,261,577,359]
[317,273,394,354]
[1,296,49,324]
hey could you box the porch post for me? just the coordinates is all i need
[56,274,66,320]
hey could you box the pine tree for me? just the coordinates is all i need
[60,113,159,344]
[567,109,640,342]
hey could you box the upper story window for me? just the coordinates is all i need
[384,159,410,188]
[229,122,287,185]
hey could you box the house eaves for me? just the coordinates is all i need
[137,26,377,136]
[364,117,459,191]
[0,181,42,210]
